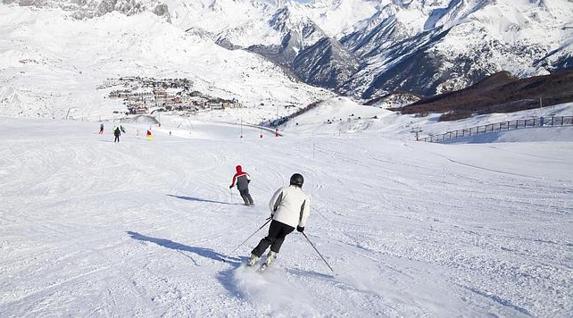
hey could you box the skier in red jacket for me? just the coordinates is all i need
[229,165,254,206]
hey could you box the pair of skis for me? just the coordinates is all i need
[246,258,272,273]
[228,218,335,274]
[219,254,272,272]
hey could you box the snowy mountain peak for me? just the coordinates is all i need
[1,0,572,117]
[3,0,171,20]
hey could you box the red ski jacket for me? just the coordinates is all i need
[230,165,251,190]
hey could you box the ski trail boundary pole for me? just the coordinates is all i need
[227,218,271,257]
[302,232,334,273]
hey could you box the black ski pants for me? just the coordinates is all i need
[114,135,120,143]
[239,189,254,206]
[251,220,294,256]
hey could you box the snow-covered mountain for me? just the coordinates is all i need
[1,0,572,120]
[161,0,572,99]
[3,0,171,20]
[339,0,573,98]
[0,3,332,121]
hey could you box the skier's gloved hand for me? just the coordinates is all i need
[297,226,304,233]
[229,185,233,189]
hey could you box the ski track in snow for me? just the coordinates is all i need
[0,118,572,317]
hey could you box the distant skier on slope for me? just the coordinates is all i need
[247,173,310,269]
[114,127,121,143]
[99,123,104,135]
[229,165,254,206]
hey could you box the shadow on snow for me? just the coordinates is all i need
[126,231,248,299]
[166,194,241,206]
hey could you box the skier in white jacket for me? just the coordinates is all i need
[248,173,310,268]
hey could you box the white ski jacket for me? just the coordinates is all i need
[269,185,310,228]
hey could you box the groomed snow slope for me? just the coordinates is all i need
[0,117,571,317]
[282,98,573,142]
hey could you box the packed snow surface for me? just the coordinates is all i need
[0,114,571,317]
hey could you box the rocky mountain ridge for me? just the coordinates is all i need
[2,0,572,103]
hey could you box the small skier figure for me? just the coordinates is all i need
[230,165,254,206]
[247,173,310,269]
[99,123,104,134]
[114,126,121,143]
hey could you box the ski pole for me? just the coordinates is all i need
[229,218,271,255]
[302,232,334,273]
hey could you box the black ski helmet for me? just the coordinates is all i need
[290,173,304,187]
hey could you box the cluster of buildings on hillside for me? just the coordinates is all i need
[101,76,241,115]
